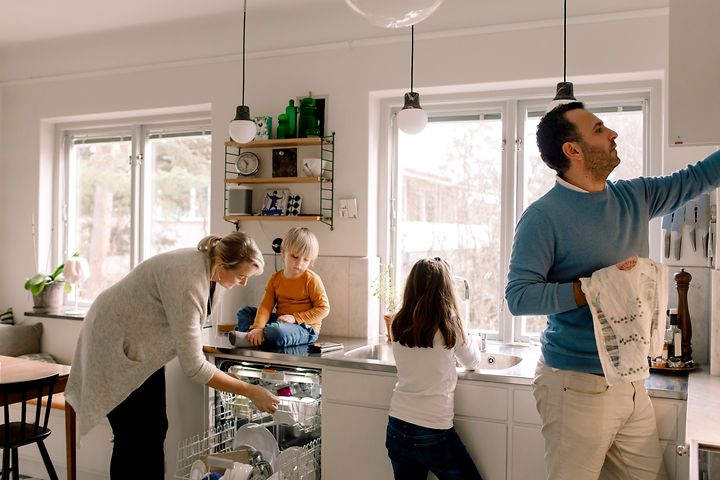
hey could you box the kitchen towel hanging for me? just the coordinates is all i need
[580,257,667,385]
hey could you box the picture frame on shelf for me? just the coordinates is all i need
[287,195,303,216]
[272,148,298,177]
[253,116,272,140]
[260,188,289,216]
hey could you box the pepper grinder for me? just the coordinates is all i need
[674,268,693,362]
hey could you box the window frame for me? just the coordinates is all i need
[55,115,212,307]
[380,80,661,343]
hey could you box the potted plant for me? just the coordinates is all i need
[371,264,400,342]
[24,259,72,313]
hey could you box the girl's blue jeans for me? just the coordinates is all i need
[236,306,318,347]
[385,416,483,480]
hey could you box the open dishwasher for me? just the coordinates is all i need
[176,359,322,479]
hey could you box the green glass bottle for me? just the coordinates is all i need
[285,99,297,138]
[277,113,288,140]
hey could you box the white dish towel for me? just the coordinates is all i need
[580,257,667,385]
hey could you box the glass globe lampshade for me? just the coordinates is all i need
[345,0,444,28]
[229,105,257,144]
[397,92,428,135]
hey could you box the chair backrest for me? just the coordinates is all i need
[0,373,59,446]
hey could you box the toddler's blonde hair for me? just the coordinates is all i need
[282,227,319,261]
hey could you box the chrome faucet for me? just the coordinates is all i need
[476,332,487,352]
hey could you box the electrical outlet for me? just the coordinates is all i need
[339,199,358,219]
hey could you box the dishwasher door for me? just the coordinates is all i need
[699,444,720,479]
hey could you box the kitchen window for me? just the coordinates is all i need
[60,120,212,304]
[388,91,649,342]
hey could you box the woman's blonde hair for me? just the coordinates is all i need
[281,227,319,260]
[197,232,264,273]
[390,257,464,349]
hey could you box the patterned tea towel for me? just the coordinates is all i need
[580,257,667,385]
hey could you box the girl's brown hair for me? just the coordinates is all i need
[390,257,464,349]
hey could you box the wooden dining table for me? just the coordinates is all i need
[0,355,76,480]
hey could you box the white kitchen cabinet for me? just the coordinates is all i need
[322,367,396,479]
[668,0,720,146]
[654,397,689,480]
[323,368,511,480]
[322,366,688,480]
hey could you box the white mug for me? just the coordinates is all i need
[302,158,322,177]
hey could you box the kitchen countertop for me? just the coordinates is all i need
[686,370,720,446]
[202,328,688,399]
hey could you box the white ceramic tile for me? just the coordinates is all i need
[348,257,375,338]
[312,257,349,337]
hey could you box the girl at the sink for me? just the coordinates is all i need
[386,257,484,480]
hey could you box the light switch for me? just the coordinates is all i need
[339,198,358,219]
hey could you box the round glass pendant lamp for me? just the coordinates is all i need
[228,0,257,144]
[397,92,428,135]
[229,106,257,144]
[345,0,445,28]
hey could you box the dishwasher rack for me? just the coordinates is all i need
[175,415,321,479]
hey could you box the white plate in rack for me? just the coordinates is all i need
[232,423,279,471]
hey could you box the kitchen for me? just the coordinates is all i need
[1,0,720,479]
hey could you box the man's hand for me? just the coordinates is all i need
[616,255,639,271]
[277,314,296,324]
[247,328,265,346]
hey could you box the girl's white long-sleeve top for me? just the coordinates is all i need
[64,248,219,439]
[388,330,483,429]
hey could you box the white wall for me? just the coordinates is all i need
[0,10,679,480]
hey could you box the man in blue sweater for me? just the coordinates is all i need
[505,101,720,480]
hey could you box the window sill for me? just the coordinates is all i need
[24,310,85,321]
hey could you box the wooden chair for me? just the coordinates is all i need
[0,373,59,480]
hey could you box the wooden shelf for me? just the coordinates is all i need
[225,137,328,148]
[224,214,324,222]
[225,176,325,185]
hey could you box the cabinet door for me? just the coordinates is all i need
[668,0,720,145]
[448,417,507,480]
[510,425,545,480]
[322,401,394,480]
[652,397,689,480]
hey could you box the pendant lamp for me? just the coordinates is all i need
[345,0,444,28]
[228,0,257,144]
[547,0,577,111]
[397,26,428,135]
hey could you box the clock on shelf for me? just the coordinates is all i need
[235,151,260,176]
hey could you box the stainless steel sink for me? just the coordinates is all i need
[343,343,523,370]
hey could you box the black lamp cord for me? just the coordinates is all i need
[410,25,415,93]
[242,0,247,105]
[562,0,567,83]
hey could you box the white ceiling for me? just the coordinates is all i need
[0,0,668,49]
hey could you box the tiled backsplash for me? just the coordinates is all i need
[218,255,380,339]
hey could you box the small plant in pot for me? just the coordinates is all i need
[371,264,400,343]
[24,260,72,313]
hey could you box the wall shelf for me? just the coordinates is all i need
[224,133,335,230]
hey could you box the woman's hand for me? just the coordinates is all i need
[277,314,296,324]
[247,328,265,346]
[247,384,280,413]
